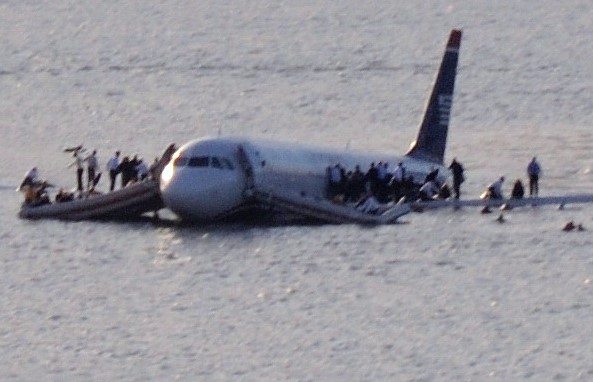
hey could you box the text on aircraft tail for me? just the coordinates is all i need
[406,29,462,164]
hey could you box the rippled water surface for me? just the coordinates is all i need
[2,1,593,380]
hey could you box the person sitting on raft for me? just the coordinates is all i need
[19,167,40,190]
[55,188,75,203]
[23,181,51,206]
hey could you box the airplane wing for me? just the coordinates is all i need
[409,194,593,212]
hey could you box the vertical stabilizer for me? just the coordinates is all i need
[405,29,462,164]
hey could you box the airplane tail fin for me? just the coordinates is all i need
[405,29,462,164]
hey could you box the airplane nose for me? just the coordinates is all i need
[159,163,246,221]
[160,161,175,187]
[159,166,190,215]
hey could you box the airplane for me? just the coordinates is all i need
[158,29,463,223]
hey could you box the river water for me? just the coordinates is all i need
[1,1,593,380]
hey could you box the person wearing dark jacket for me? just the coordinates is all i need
[511,179,525,199]
[527,157,541,196]
[448,158,465,199]
[424,168,439,184]
[365,162,379,195]
[117,156,135,188]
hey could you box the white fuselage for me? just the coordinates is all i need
[159,136,449,221]
[160,30,462,222]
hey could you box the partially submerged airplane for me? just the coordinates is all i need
[158,29,463,223]
[17,29,593,224]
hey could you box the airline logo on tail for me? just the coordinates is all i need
[438,94,453,126]
[406,29,462,164]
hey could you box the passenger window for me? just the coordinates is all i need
[188,156,209,167]
[222,158,234,170]
[211,157,222,169]
[173,157,188,167]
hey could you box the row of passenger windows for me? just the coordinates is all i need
[173,156,235,170]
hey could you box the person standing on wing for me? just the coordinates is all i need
[527,157,541,197]
[448,157,465,199]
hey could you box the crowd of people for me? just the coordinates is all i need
[103,151,153,191]
[20,147,160,206]
[328,161,410,206]
[326,159,459,211]
[482,156,542,200]
[20,146,543,209]
[326,155,542,211]
[68,148,157,193]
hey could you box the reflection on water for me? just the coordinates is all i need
[3,0,593,380]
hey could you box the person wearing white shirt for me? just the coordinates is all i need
[106,151,120,191]
[487,176,505,199]
[84,150,99,190]
[68,152,84,191]
[135,158,149,181]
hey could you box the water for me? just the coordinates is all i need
[2,1,593,380]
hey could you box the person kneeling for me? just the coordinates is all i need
[483,176,505,199]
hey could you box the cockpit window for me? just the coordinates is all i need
[176,155,235,170]
[173,157,189,167]
[188,156,209,167]
[211,157,222,169]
